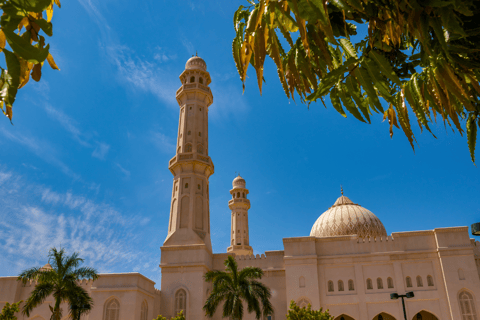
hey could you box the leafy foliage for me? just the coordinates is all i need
[286,300,333,320]
[0,0,60,122]
[17,247,98,320]
[154,310,185,320]
[203,255,273,320]
[0,301,22,320]
[233,0,480,162]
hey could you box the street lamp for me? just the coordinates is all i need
[390,291,415,320]
[471,223,480,236]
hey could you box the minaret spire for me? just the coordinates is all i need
[163,55,214,251]
[227,174,253,256]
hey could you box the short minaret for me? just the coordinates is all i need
[227,175,253,256]
[162,55,214,252]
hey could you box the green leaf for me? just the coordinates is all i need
[0,3,26,33]
[4,29,50,64]
[339,38,358,59]
[11,0,52,12]
[34,19,53,37]
[369,50,402,86]
[274,6,298,32]
[246,6,259,33]
[430,17,449,56]
[346,76,370,122]
[330,87,346,118]
[306,57,357,101]
[354,67,384,113]
[467,113,477,163]
[2,50,20,106]
[338,83,366,122]
[364,59,394,104]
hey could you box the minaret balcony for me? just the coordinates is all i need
[228,198,251,209]
[168,152,214,176]
[176,83,213,102]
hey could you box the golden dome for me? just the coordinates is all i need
[310,195,387,239]
[185,55,207,71]
[232,174,246,188]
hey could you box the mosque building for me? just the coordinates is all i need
[1,56,480,320]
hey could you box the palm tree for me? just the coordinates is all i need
[203,255,273,320]
[17,247,98,320]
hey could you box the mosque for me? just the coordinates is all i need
[1,56,480,320]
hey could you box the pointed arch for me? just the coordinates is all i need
[387,277,394,288]
[416,276,423,287]
[103,297,120,320]
[140,300,148,320]
[328,280,334,292]
[377,277,384,289]
[175,288,187,316]
[373,312,397,320]
[427,275,434,287]
[458,289,477,320]
[297,297,312,308]
[410,310,439,320]
[348,279,355,291]
[366,278,373,290]
[334,314,356,320]
[338,280,344,291]
[406,276,413,288]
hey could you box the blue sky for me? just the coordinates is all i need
[0,0,478,287]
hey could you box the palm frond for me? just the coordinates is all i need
[22,282,55,316]
[73,266,98,281]
[17,267,41,284]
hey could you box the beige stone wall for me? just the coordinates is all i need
[0,273,160,320]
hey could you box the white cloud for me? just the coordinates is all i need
[150,131,175,153]
[105,45,178,106]
[115,162,131,179]
[92,142,110,160]
[0,127,80,180]
[0,168,153,276]
[44,104,91,147]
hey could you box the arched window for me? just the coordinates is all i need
[197,144,204,154]
[459,268,466,280]
[297,298,311,308]
[185,144,192,152]
[406,276,413,288]
[243,192,245,198]
[185,183,188,188]
[198,132,201,137]
[104,298,120,320]
[328,280,334,292]
[459,290,477,320]
[299,276,305,288]
[338,280,344,291]
[366,278,373,290]
[348,279,354,291]
[175,289,187,316]
[387,277,394,288]
[377,278,383,289]
[237,192,240,198]
[199,77,204,84]
[190,76,195,83]
[140,300,148,320]
[233,193,235,198]
[427,275,434,287]
[416,276,423,287]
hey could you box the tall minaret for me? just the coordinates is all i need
[162,55,214,252]
[227,175,253,256]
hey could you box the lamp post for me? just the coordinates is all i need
[390,291,415,320]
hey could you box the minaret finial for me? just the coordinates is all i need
[195,51,198,57]
[341,185,344,196]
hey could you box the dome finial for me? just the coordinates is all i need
[341,185,344,196]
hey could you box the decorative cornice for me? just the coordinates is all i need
[315,235,357,242]
[283,236,316,243]
[434,226,468,233]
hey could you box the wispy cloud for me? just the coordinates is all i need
[92,142,110,160]
[115,163,131,179]
[150,130,175,153]
[104,45,178,106]
[0,127,80,180]
[44,104,91,147]
[0,167,156,277]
